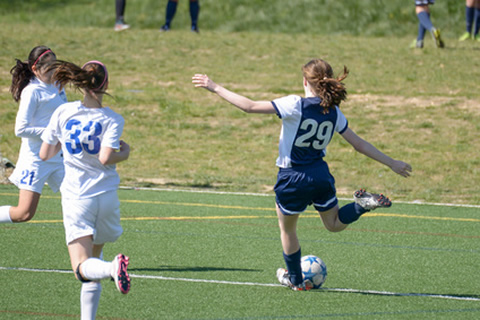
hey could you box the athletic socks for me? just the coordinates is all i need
[338,202,367,224]
[190,0,200,28]
[81,281,102,320]
[0,206,12,223]
[416,11,434,41]
[475,8,480,37]
[115,0,126,23]
[79,258,113,281]
[165,0,178,27]
[417,22,427,41]
[466,5,475,34]
[283,249,303,286]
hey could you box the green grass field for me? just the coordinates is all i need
[1,1,480,318]
[1,1,480,204]
[1,185,479,319]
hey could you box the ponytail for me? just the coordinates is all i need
[10,59,33,102]
[50,60,108,94]
[302,59,349,113]
[9,46,56,102]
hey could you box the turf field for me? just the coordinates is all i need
[1,184,479,319]
[1,1,480,318]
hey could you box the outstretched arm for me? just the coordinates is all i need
[192,74,276,114]
[341,128,412,178]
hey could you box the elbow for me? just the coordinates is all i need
[352,142,368,155]
[98,156,109,166]
[242,102,258,113]
[14,127,25,137]
[39,148,48,161]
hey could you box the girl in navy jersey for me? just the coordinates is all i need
[40,60,131,318]
[0,46,66,224]
[192,59,412,291]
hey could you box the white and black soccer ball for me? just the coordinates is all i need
[301,255,327,289]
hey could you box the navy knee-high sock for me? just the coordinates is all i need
[417,11,433,32]
[417,22,426,41]
[338,202,367,224]
[115,0,126,23]
[466,6,475,33]
[189,0,200,28]
[474,8,480,36]
[283,249,302,286]
[165,1,178,27]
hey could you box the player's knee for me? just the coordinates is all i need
[323,223,343,233]
[75,264,91,283]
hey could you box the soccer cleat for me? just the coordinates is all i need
[114,23,130,32]
[410,39,423,49]
[191,25,199,33]
[112,254,131,294]
[276,268,313,291]
[354,189,391,211]
[431,28,445,48]
[459,32,471,41]
[160,24,170,32]
[1,157,15,168]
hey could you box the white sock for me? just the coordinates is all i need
[80,258,112,281]
[0,206,12,223]
[81,281,102,320]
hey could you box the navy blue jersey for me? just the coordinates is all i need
[272,95,348,168]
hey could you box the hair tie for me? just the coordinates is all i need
[82,60,108,90]
[32,49,52,68]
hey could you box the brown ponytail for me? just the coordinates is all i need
[10,46,56,102]
[302,59,349,113]
[50,60,108,94]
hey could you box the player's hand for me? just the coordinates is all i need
[390,160,412,178]
[192,74,218,92]
[119,140,130,157]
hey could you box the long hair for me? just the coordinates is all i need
[50,60,109,95]
[10,46,56,102]
[302,59,349,113]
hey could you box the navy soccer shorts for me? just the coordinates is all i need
[274,160,338,215]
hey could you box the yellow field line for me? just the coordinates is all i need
[122,199,274,211]
[1,192,479,223]
[26,213,480,224]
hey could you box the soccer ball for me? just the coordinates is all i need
[301,255,327,289]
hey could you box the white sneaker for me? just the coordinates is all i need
[114,23,130,32]
[111,254,131,294]
[276,268,312,291]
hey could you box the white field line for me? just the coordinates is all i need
[119,186,480,209]
[1,266,479,302]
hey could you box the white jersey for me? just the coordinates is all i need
[41,101,125,199]
[15,77,67,163]
[272,95,348,168]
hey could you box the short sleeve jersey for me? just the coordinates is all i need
[42,101,124,199]
[15,78,67,163]
[272,95,348,168]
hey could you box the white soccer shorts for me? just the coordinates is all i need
[9,159,64,194]
[62,190,123,245]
